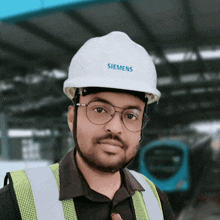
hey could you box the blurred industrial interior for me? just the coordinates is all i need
[1,0,220,219]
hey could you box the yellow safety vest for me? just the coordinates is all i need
[10,163,163,220]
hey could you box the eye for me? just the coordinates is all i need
[126,113,138,120]
[123,109,141,120]
[93,107,106,113]
[88,102,112,115]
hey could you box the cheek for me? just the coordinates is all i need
[77,107,92,130]
[125,133,140,153]
[76,111,98,147]
[129,132,140,145]
[129,132,141,151]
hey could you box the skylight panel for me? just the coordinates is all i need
[199,46,220,59]
[52,70,67,79]
[150,54,162,64]
[181,73,200,83]
[164,49,197,62]
[0,81,14,91]
[42,69,67,79]
[165,52,185,62]
[190,121,220,134]
[171,90,187,96]
[191,88,206,94]
[157,76,173,86]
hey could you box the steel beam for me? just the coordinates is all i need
[181,0,207,76]
[0,39,37,60]
[16,21,77,54]
[65,10,104,36]
[121,1,180,80]
[0,39,60,70]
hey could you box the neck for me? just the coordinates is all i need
[75,152,121,200]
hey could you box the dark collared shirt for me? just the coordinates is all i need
[59,149,144,220]
[0,149,175,220]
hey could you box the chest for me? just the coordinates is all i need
[73,196,136,220]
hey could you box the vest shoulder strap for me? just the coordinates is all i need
[50,163,77,220]
[24,165,65,220]
[130,170,164,220]
[10,169,38,220]
[10,164,77,220]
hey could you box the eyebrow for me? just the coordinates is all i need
[90,96,143,111]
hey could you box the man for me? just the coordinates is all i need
[0,31,175,219]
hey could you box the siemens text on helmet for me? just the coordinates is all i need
[107,63,133,72]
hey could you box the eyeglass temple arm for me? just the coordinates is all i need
[76,103,86,107]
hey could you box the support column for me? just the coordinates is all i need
[0,111,10,160]
[0,90,10,160]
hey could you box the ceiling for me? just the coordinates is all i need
[1,0,220,131]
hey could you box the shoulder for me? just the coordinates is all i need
[142,174,176,220]
[128,170,159,199]
[128,170,176,220]
[0,165,58,220]
[0,173,21,220]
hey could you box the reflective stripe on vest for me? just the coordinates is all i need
[10,164,163,220]
[25,166,65,220]
[130,170,163,220]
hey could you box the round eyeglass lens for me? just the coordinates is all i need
[86,101,114,125]
[122,108,143,132]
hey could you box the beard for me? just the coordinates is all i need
[76,133,138,173]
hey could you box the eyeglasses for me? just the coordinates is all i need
[76,101,150,132]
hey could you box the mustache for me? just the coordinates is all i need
[93,133,128,149]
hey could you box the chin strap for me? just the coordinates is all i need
[72,89,80,150]
[139,103,147,143]
[139,135,143,143]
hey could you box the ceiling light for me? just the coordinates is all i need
[164,49,197,62]
[157,76,173,85]
[199,47,220,59]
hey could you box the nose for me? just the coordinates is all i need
[104,111,124,134]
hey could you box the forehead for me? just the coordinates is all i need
[80,92,145,110]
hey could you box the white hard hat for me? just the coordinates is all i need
[64,31,161,104]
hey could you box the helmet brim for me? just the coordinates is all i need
[64,76,160,104]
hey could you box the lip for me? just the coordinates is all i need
[98,140,123,148]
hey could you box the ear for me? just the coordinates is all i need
[68,105,75,132]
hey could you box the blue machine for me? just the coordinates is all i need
[138,136,212,196]
[139,139,191,193]
[136,136,212,213]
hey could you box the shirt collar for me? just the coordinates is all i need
[59,149,144,201]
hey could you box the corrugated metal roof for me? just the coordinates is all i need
[1,0,220,129]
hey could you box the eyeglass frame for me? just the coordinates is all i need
[76,100,150,132]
